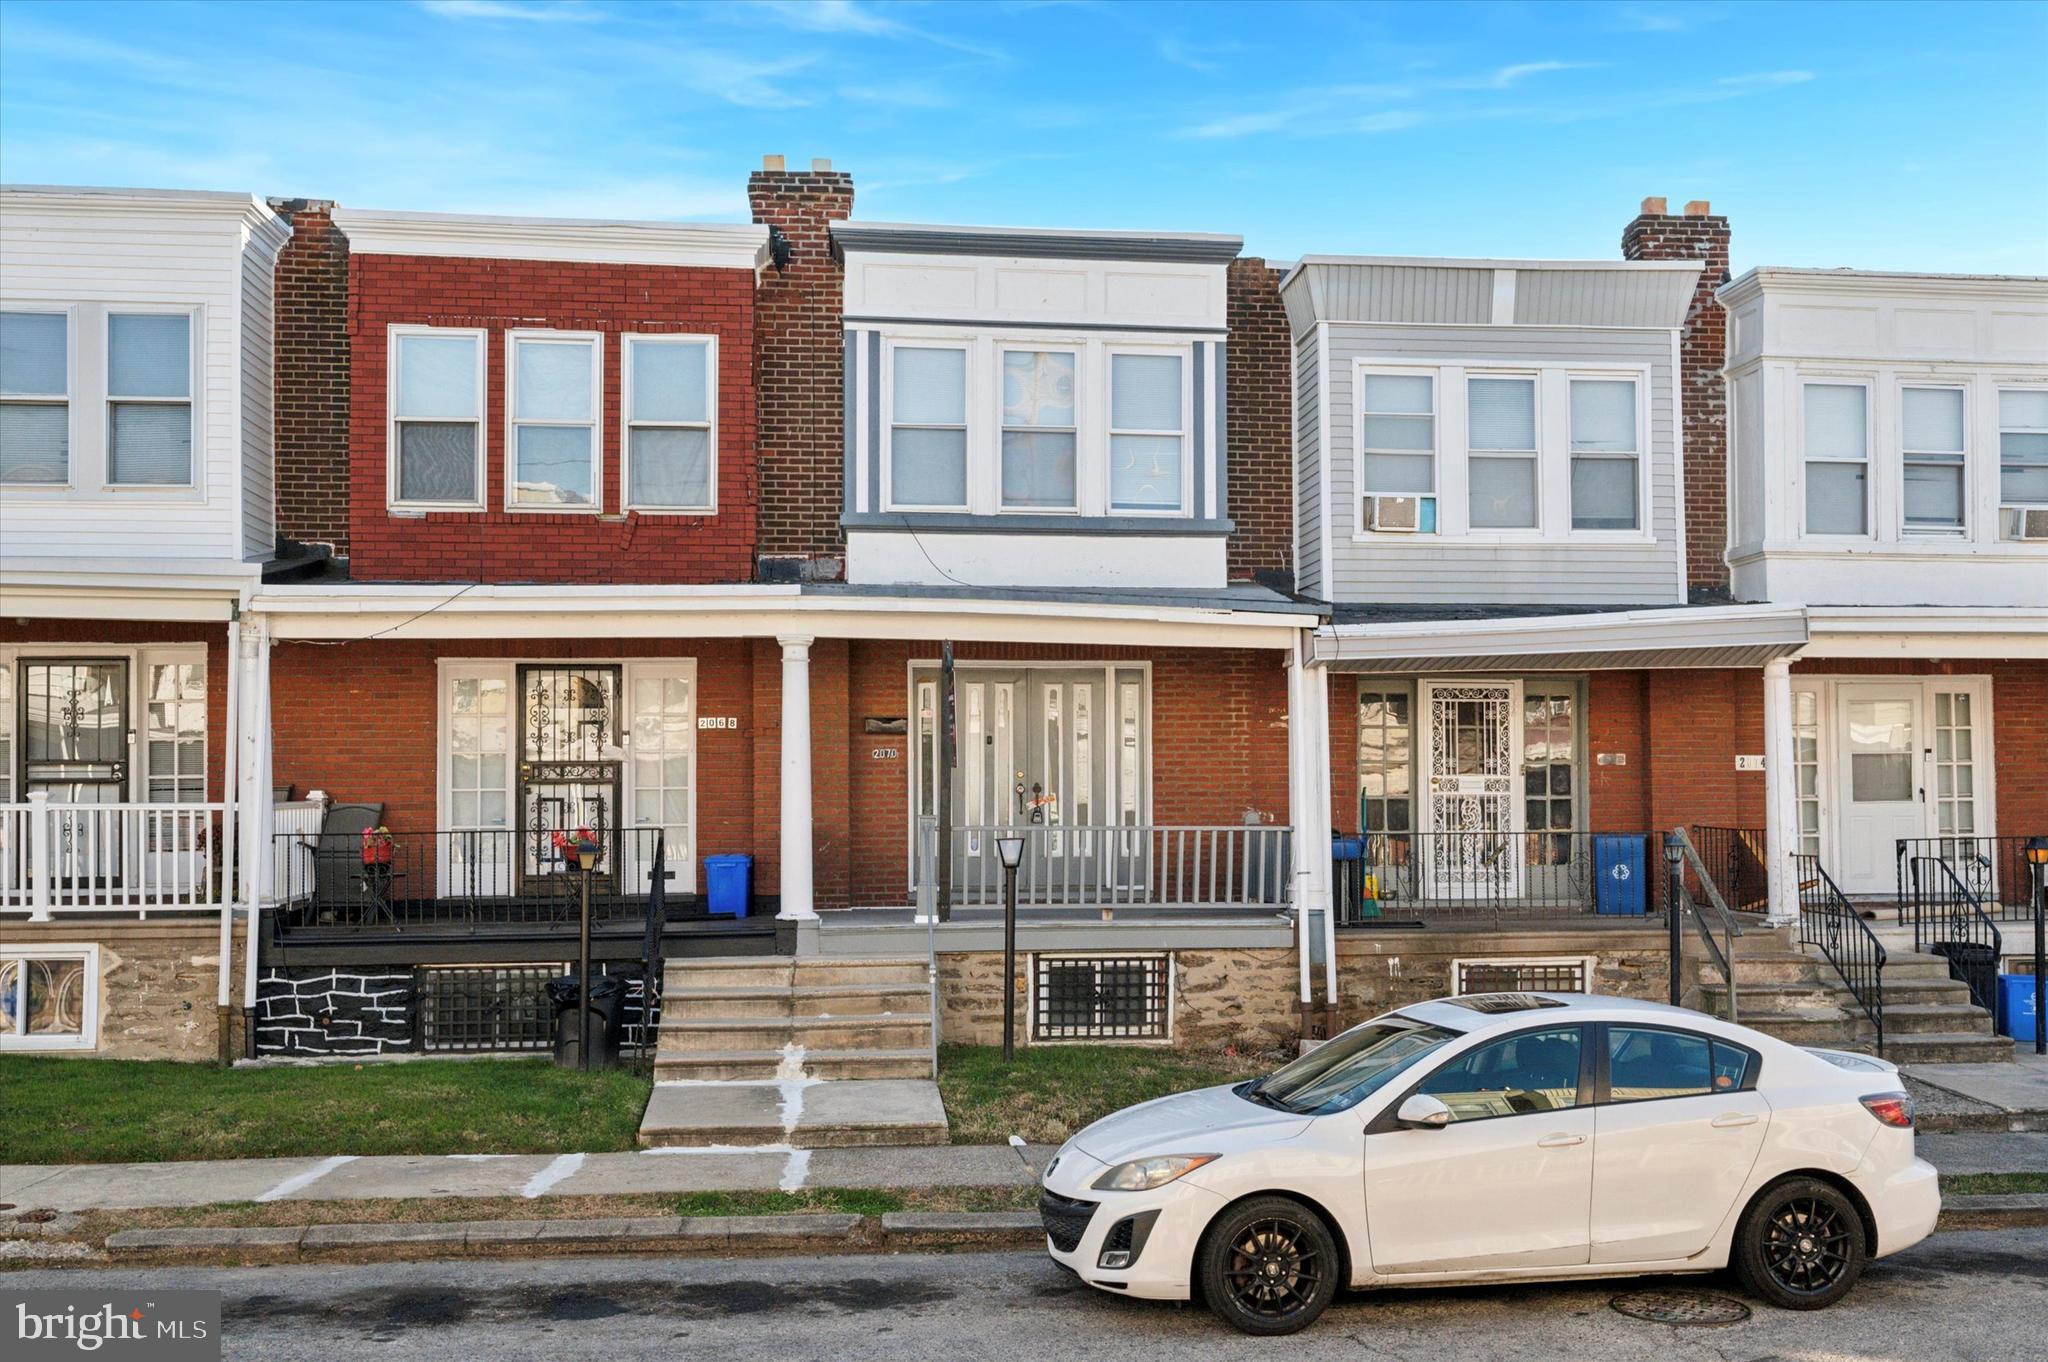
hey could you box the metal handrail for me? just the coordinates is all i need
[1673,828,1744,1023]
[1908,855,2003,1013]
[917,816,940,1080]
[1796,855,1888,1054]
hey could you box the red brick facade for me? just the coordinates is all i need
[344,254,758,583]
[271,200,352,556]
[1622,199,1733,595]
[748,162,854,574]
[1225,258,1294,585]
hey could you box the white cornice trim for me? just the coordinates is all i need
[2,184,286,241]
[1720,266,2048,308]
[330,208,771,271]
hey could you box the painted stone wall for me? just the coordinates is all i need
[255,968,415,1056]
[1332,928,1671,1030]
[937,946,1300,1052]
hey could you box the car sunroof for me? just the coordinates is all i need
[1441,993,1569,1014]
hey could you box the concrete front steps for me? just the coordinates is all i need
[1697,943,2010,1065]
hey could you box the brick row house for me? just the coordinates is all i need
[3,167,2043,1067]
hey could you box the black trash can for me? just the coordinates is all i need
[1928,941,1999,1015]
[546,974,627,1069]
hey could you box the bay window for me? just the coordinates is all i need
[1467,375,1537,529]
[999,348,1078,510]
[390,328,484,508]
[1802,382,1869,535]
[888,344,968,509]
[2001,388,2048,506]
[0,310,69,485]
[1900,385,1966,533]
[1359,372,1438,532]
[623,335,715,511]
[1568,378,1639,531]
[507,331,600,510]
[106,312,193,486]
[1108,351,1186,513]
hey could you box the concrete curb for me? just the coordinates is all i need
[1938,1193,2048,1230]
[103,1211,882,1260]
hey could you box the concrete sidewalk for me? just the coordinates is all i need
[1905,1046,2048,1132]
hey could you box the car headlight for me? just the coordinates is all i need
[1091,1154,1218,1191]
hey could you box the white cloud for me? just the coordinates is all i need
[751,0,1005,59]
[838,79,954,110]
[1155,35,1239,74]
[1180,84,1414,139]
[1443,60,1602,91]
[416,0,601,21]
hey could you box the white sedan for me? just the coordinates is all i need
[1038,993,1938,1335]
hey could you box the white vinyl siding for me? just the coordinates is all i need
[1900,385,1966,533]
[506,331,600,511]
[389,327,485,509]
[1803,382,1870,536]
[622,334,715,513]
[0,309,68,485]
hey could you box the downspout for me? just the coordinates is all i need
[1314,648,1337,1016]
[1286,638,1312,1022]
[241,613,273,1057]
[216,606,241,1065]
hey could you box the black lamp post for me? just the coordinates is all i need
[997,834,1026,1063]
[1664,832,1684,1008]
[574,836,600,1072]
[2027,837,2047,1057]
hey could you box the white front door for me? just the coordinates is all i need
[1834,684,1923,894]
[1421,681,1521,897]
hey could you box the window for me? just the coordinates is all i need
[1109,352,1185,512]
[0,946,98,1051]
[2000,388,2048,507]
[1416,1025,1583,1121]
[508,332,599,509]
[1468,376,1537,529]
[1803,383,1869,535]
[143,660,206,804]
[889,345,968,509]
[1360,372,1437,531]
[1032,953,1167,1041]
[1793,689,1821,858]
[1606,1026,1751,1102]
[1568,378,1638,530]
[1256,1017,1457,1114]
[0,310,69,484]
[391,329,484,507]
[106,313,192,485]
[1357,687,1413,836]
[1522,690,1575,860]
[1454,958,1591,995]
[1000,349,1078,510]
[417,965,556,1053]
[623,336,714,511]
[1932,691,1977,838]
[1901,386,1966,533]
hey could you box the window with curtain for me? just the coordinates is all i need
[624,337,713,510]
[1468,376,1537,529]
[1901,386,1966,533]
[2001,388,2048,507]
[392,330,482,505]
[1357,686,1413,836]
[1108,352,1185,512]
[1568,378,1638,531]
[107,313,192,486]
[1803,383,1869,535]
[0,311,69,485]
[509,334,598,508]
[1000,349,1077,510]
[889,345,968,508]
[1522,689,1575,863]
[1360,372,1436,531]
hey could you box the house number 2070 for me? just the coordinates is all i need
[697,717,738,730]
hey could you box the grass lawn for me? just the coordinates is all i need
[0,1056,650,1165]
[1942,1171,2048,1197]
[937,1043,1268,1145]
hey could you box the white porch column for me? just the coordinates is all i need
[236,617,274,1027]
[1287,633,1334,1007]
[1762,656,1799,926]
[777,635,816,922]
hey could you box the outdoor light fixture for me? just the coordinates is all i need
[576,844,599,873]
[996,835,1026,870]
[998,833,1027,1062]
[2026,836,2048,867]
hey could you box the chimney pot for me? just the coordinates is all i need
[1639,196,1668,217]
[763,155,785,172]
[812,158,833,173]
[1684,199,1712,217]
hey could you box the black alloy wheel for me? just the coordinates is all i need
[1732,1178,1867,1309]
[1197,1196,1340,1335]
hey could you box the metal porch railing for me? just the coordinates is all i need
[929,823,1291,914]
[1906,855,2004,1018]
[1797,854,1887,1053]
[1896,836,2045,924]
[1334,830,1666,928]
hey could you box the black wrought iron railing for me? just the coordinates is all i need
[1896,836,2045,924]
[1906,855,2004,1018]
[1333,830,1665,928]
[269,827,671,935]
[1796,854,1887,1053]
[1688,825,1770,916]
[1672,828,1746,1023]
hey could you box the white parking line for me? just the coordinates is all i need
[779,1149,811,1193]
[520,1152,585,1198]
[254,1155,358,1203]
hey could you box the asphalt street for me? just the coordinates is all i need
[11,1230,2041,1361]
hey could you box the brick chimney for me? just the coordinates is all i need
[1225,258,1294,588]
[1623,196,1732,597]
[269,198,351,559]
[748,156,855,581]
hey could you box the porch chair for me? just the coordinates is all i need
[293,801,389,926]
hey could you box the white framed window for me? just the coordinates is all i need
[0,944,99,1051]
[1802,381,1870,536]
[1468,374,1538,530]
[1900,385,1967,534]
[1452,956,1594,995]
[1359,370,1438,533]
[1108,349,1187,514]
[0,309,70,485]
[622,334,715,512]
[2000,387,2048,507]
[886,343,969,510]
[143,658,207,804]
[106,311,194,487]
[506,330,601,511]
[389,326,485,509]
[1030,952,1170,1042]
[999,347,1079,511]
[1568,377,1639,531]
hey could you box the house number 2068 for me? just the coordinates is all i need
[697,717,738,730]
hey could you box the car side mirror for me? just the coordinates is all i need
[1396,1094,1452,1129]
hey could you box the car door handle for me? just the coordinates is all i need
[1711,1112,1760,1128]
[1536,1133,1585,1148]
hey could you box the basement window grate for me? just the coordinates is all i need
[1032,954,1168,1042]
[1453,957,1591,996]
[417,964,560,1053]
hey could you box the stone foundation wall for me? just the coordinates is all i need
[4,919,244,1061]
[1332,928,1671,1030]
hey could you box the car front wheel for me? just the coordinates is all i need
[1196,1195,1340,1336]
[1732,1177,1867,1309]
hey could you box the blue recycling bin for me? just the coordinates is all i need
[1331,836,1363,862]
[1999,973,2039,1043]
[704,854,753,918]
[1593,835,1647,916]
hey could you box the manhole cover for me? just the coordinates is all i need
[1610,1290,1752,1326]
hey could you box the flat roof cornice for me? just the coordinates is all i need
[331,207,771,271]
[1720,266,2048,307]
[832,220,1242,265]
[2,183,287,244]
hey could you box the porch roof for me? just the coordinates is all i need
[0,559,261,622]
[1310,602,1810,672]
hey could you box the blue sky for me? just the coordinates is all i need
[3,0,2044,273]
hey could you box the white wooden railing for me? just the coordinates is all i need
[0,794,231,919]
[269,797,326,905]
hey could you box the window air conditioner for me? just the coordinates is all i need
[1364,495,1422,532]
[2000,506,2048,541]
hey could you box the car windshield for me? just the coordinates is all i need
[1245,1016,1459,1115]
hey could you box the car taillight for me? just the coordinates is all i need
[1860,1092,1914,1128]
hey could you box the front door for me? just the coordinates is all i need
[21,660,130,889]
[516,664,622,891]
[1421,681,1521,897]
[1834,684,1922,893]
